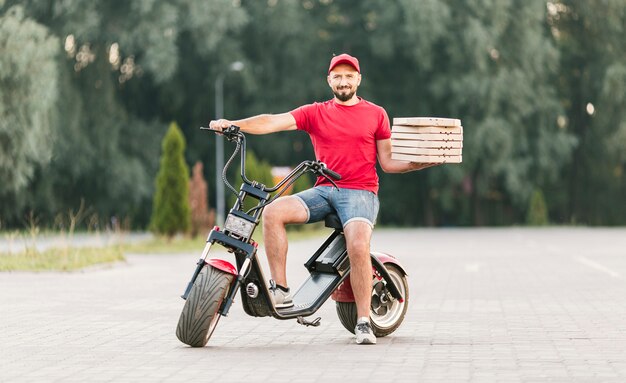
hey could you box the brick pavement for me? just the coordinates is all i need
[1,228,626,382]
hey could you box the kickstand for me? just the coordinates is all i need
[297,316,322,327]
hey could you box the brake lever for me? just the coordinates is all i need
[320,172,339,190]
[199,125,241,141]
[327,175,339,190]
[307,162,340,190]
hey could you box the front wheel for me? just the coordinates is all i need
[176,265,234,347]
[336,263,409,337]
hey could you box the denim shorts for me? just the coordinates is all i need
[293,186,380,228]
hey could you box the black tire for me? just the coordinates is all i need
[336,264,409,337]
[176,265,233,347]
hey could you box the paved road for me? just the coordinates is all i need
[1,228,626,382]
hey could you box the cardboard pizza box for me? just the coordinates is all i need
[393,117,461,127]
[391,153,463,163]
[391,132,463,141]
[392,125,463,134]
[391,140,463,149]
[391,147,463,156]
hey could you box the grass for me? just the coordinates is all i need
[0,223,329,272]
[121,235,207,254]
[0,246,125,272]
[122,224,328,254]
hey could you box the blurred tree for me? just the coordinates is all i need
[0,0,247,227]
[0,5,58,198]
[0,0,623,228]
[292,171,313,195]
[150,122,191,237]
[549,0,626,224]
[526,189,549,225]
[377,0,576,226]
[229,150,274,211]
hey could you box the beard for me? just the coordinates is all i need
[333,87,356,102]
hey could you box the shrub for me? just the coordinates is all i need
[149,122,191,237]
[229,150,274,210]
[526,189,549,226]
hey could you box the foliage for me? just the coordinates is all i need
[0,5,58,196]
[0,1,624,227]
[150,123,191,237]
[0,246,124,271]
[292,172,313,195]
[229,150,274,211]
[548,0,626,224]
[526,189,549,226]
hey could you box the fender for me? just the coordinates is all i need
[371,251,408,277]
[331,252,408,303]
[207,258,238,275]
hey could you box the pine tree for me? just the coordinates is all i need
[526,189,549,226]
[150,123,191,237]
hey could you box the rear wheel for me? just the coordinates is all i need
[336,264,409,337]
[176,265,233,347]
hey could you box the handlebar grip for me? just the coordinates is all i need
[322,167,341,181]
[200,125,241,139]
[224,125,240,135]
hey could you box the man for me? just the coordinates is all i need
[210,53,435,345]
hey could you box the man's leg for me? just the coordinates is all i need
[343,221,373,318]
[261,195,308,288]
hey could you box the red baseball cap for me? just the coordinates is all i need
[328,53,360,73]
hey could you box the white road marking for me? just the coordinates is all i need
[575,256,621,278]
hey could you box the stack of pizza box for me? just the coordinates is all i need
[390,117,463,163]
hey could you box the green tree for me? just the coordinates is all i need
[292,172,313,195]
[0,0,248,228]
[0,5,58,196]
[150,123,191,237]
[549,0,626,224]
[367,0,577,226]
[229,150,274,211]
[2,0,623,228]
[526,189,549,225]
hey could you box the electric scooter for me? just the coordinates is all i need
[176,126,409,347]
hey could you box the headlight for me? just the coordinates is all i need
[224,214,255,238]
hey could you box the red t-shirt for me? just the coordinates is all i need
[290,97,391,194]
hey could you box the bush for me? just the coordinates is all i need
[149,122,191,237]
[526,189,549,226]
[292,171,313,194]
[229,150,274,210]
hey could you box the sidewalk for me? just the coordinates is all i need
[1,227,626,382]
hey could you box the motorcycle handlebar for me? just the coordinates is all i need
[200,125,241,141]
[200,126,342,192]
[321,166,341,181]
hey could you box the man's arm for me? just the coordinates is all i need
[376,138,438,173]
[209,113,297,135]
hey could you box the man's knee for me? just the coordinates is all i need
[345,222,372,258]
[262,202,282,227]
[262,196,307,226]
[347,242,370,260]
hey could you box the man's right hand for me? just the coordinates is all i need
[209,119,234,132]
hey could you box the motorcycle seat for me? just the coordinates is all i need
[324,213,343,230]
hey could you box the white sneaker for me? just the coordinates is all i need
[355,319,376,345]
[269,280,293,309]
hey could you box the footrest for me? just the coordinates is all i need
[275,272,344,317]
[297,316,321,327]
